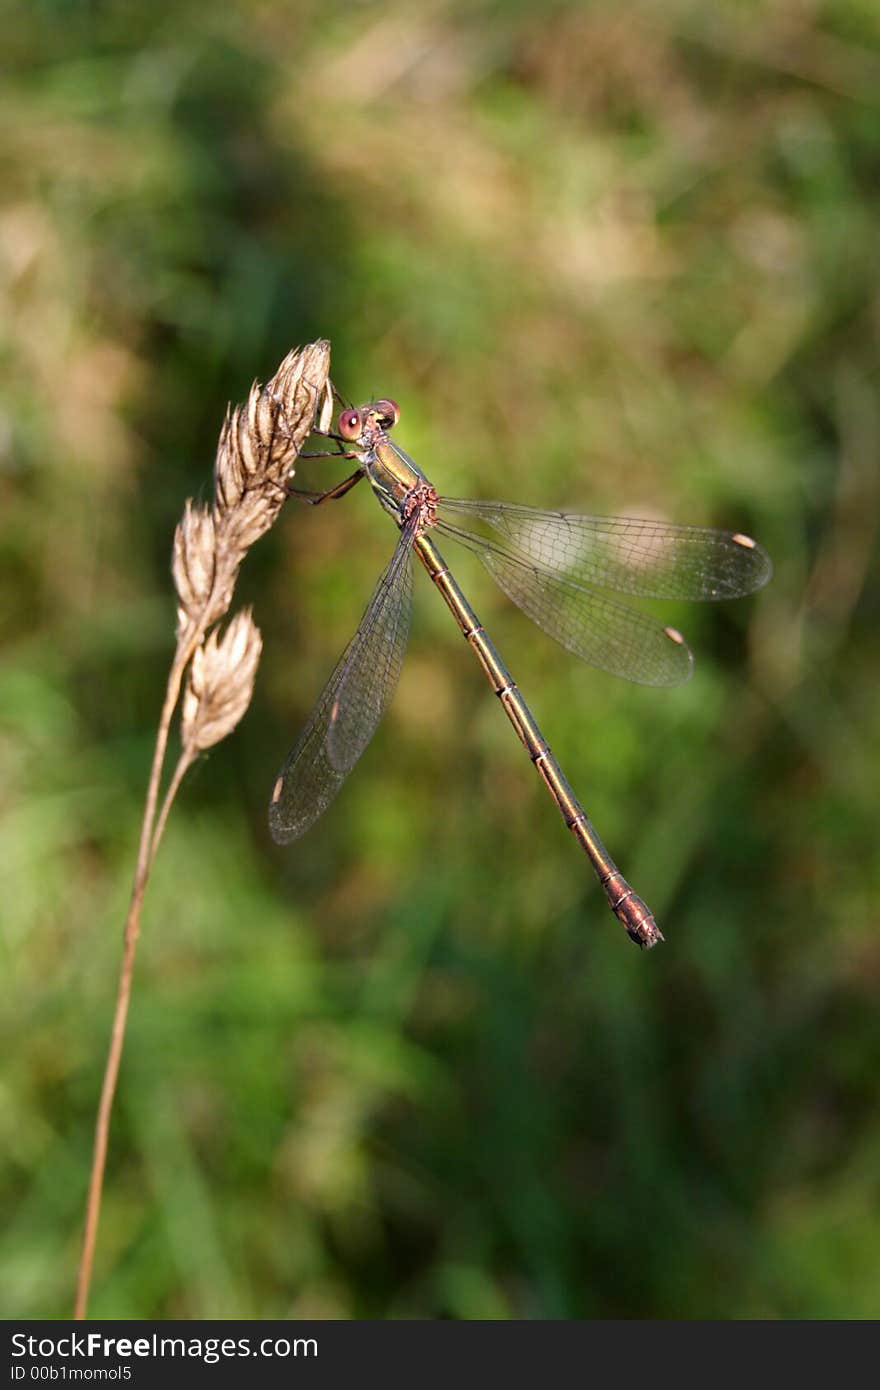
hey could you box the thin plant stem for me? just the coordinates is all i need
[74,647,193,1320]
[149,748,196,871]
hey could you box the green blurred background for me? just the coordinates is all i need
[2,0,879,1319]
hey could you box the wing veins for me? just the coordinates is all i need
[269,519,415,842]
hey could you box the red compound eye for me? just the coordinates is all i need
[375,398,400,427]
[337,408,362,441]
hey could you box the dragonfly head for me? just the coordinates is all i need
[337,398,400,444]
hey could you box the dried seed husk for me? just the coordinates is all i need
[181,609,263,753]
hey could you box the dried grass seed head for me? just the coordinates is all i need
[172,338,331,636]
[181,608,263,753]
[213,339,332,547]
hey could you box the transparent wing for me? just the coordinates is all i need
[269,521,415,843]
[439,498,772,601]
[437,517,693,686]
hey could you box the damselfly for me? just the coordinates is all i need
[270,397,772,948]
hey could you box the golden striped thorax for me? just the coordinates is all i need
[336,398,437,528]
